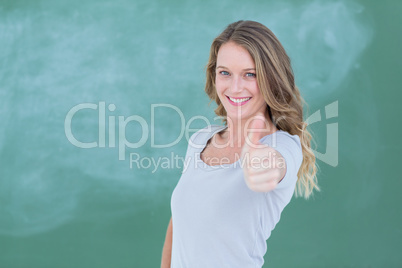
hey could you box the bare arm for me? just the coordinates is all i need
[161,217,172,268]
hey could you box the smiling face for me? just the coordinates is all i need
[215,41,267,123]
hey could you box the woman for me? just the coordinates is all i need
[161,20,319,268]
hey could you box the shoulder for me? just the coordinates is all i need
[260,130,302,153]
[260,130,303,188]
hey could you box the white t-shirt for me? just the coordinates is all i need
[171,125,303,268]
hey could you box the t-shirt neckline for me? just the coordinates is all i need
[196,125,240,171]
[195,125,283,171]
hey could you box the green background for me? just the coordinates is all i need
[0,0,400,267]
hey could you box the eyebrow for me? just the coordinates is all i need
[216,66,256,71]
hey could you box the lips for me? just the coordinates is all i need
[226,96,252,106]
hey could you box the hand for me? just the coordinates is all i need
[241,114,286,192]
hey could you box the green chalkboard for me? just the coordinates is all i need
[0,0,401,267]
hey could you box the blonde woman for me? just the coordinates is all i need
[161,20,319,268]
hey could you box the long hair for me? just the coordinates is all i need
[205,20,319,199]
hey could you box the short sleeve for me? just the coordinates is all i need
[260,131,303,190]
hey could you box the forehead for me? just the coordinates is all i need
[216,42,255,67]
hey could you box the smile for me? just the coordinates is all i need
[227,96,252,106]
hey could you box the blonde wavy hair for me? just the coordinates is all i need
[205,20,319,199]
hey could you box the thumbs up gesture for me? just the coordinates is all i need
[241,114,287,192]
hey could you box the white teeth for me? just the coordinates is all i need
[229,97,251,103]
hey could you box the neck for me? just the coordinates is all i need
[222,115,277,148]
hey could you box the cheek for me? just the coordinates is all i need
[215,80,227,99]
[251,85,266,104]
[248,83,261,97]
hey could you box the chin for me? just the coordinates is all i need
[225,111,254,122]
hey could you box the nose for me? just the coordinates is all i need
[229,75,243,93]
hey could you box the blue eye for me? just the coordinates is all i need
[245,73,256,77]
[219,71,230,76]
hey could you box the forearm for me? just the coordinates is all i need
[161,218,172,268]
